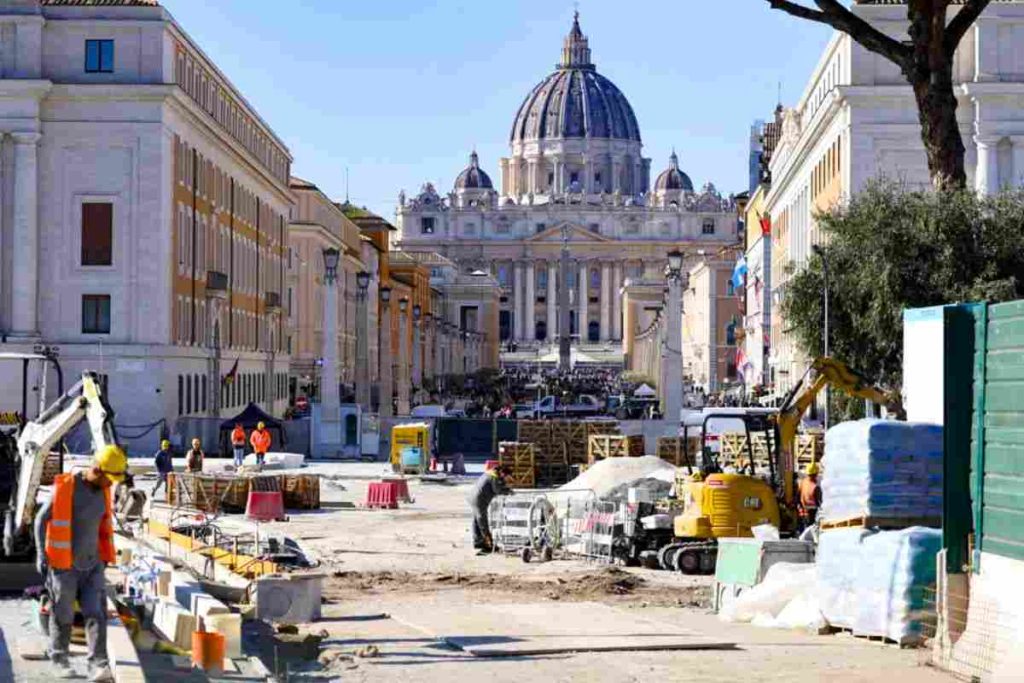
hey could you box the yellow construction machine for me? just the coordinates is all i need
[660,357,903,574]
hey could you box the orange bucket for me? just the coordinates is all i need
[191,629,225,673]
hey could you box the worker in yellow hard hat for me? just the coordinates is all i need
[798,461,823,531]
[34,444,127,681]
[152,439,174,499]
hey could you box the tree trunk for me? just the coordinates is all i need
[908,4,968,192]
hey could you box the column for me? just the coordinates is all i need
[524,260,535,341]
[10,132,41,337]
[599,261,611,340]
[546,261,557,342]
[355,287,370,411]
[397,313,410,415]
[553,159,563,194]
[663,272,685,426]
[379,303,393,417]
[975,135,1000,195]
[1012,137,1024,188]
[612,261,623,340]
[577,261,588,343]
[611,159,622,194]
[513,261,524,340]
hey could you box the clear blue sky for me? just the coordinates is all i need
[161,0,834,218]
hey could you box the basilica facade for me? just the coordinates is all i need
[395,14,738,348]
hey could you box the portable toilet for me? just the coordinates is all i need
[390,423,430,473]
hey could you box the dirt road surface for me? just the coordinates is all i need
[241,464,951,682]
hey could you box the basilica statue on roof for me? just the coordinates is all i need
[395,13,737,354]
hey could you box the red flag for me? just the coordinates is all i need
[759,214,772,236]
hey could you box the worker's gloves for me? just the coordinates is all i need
[36,557,47,577]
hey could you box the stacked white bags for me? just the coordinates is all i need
[816,526,941,644]
[820,419,943,523]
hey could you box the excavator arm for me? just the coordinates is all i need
[774,357,904,508]
[3,372,118,557]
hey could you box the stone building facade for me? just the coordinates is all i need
[395,14,738,355]
[0,0,292,450]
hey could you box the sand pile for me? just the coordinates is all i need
[558,456,676,499]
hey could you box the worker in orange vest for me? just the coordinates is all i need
[230,423,247,467]
[250,421,272,467]
[34,444,127,682]
[798,461,823,531]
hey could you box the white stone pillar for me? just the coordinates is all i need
[577,261,588,343]
[546,261,557,341]
[975,136,1000,195]
[599,261,611,341]
[612,159,622,193]
[524,260,535,341]
[612,261,623,340]
[10,132,41,337]
[397,311,410,415]
[553,160,563,194]
[317,272,341,452]
[513,261,524,340]
[1011,136,1024,188]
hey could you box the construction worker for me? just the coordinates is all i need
[467,464,512,555]
[230,423,247,467]
[151,439,174,499]
[250,421,272,467]
[798,461,823,531]
[34,444,127,682]
[185,437,204,473]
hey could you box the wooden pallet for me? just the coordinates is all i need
[655,436,703,467]
[586,421,621,437]
[282,474,321,509]
[820,515,942,531]
[587,434,644,463]
[796,432,824,464]
[517,421,551,444]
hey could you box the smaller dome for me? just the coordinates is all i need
[654,151,693,192]
[454,151,493,190]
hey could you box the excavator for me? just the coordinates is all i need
[657,356,904,574]
[0,354,145,562]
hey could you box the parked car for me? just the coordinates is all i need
[521,394,604,419]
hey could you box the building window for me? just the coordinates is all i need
[589,223,600,234]
[535,223,546,234]
[420,217,435,234]
[547,172,554,187]
[85,39,114,73]
[702,218,716,235]
[81,202,113,266]
[594,172,602,185]
[726,280,735,296]
[186,374,192,414]
[178,375,184,416]
[201,375,208,412]
[81,295,111,334]
[726,322,736,346]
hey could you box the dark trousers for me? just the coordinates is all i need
[472,506,492,549]
[48,563,108,670]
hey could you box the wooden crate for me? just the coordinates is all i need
[655,436,703,467]
[282,474,321,510]
[587,434,644,463]
[499,442,537,488]
[517,421,551,445]
[586,421,621,437]
[820,515,941,531]
[796,432,824,464]
[167,474,238,513]
[40,452,61,485]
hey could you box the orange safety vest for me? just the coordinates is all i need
[250,428,271,454]
[799,477,821,514]
[45,473,116,570]
[230,427,246,446]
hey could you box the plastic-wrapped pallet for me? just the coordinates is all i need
[816,526,941,644]
[820,419,943,523]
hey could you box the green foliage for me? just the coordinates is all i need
[783,181,1024,393]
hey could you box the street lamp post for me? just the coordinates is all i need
[397,297,411,415]
[663,249,686,428]
[812,244,830,429]
[354,271,371,411]
[423,312,433,398]
[379,286,393,417]
[317,247,342,457]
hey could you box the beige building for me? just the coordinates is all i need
[395,15,737,361]
[287,178,365,401]
[682,251,742,393]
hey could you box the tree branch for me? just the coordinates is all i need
[768,0,914,73]
[945,0,991,57]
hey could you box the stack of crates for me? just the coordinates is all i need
[587,434,645,464]
[656,436,703,467]
[498,442,536,488]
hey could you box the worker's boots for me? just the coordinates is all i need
[52,658,76,679]
[89,665,114,682]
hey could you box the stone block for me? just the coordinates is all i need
[171,578,203,611]
[205,613,242,658]
[192,593,231,629]
[253,574,323,624]
[153,599,195,650]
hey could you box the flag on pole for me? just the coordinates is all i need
[222,357,239,385]
[759,214,772,236]
[731,256,748,290]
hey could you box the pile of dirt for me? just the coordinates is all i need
[326,567,708,608]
